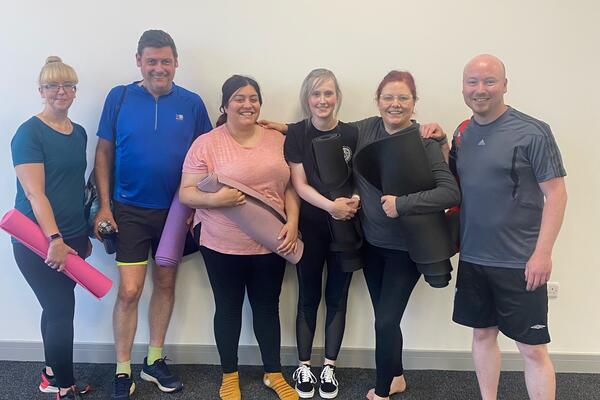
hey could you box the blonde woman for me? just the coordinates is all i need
[11,56,92,399]
[266,69,359,399]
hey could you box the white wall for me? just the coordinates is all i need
[1,0,599,361]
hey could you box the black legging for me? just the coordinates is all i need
[13,235,88,389]
[296,217,352,362]
[200,246,286,373]
[363,244,421,398]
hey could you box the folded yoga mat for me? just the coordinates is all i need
[155,194,194,268]
[197,173,304,264]
[353,126,455,288]
[312,133,363,272]
[0,208,112,299]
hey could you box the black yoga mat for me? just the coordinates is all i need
[353,126,455,288]
[312,133,364,272]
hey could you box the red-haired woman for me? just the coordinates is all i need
[352,71,459,400]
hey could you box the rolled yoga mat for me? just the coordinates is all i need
[197,173,304,264]
[0,208,113,299]
[311,133,363,272]
[155,194,194,268]
[353,126,455,288]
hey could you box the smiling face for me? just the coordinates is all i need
[377,81,415,133]
[462,55,508,124]
[224,84,261,129]
[136,46,178,97]
[308,78,338,124]
[39,81,76,114]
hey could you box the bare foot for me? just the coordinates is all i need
[366,375,406,399]
[366,388,389,400]
[390,375,407,394]
[366,388,374,400]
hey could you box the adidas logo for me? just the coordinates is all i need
[530,324,546,330]
[478,139,486,146]
[175,114,184,121]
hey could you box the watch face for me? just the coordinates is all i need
[49,233,62,241]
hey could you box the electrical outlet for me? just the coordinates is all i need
[547,282,559,299]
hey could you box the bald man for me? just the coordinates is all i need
[449,55,567,400]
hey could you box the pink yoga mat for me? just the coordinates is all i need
[0,209,112,299]
[198,173,304,264]
[155,194,194,268]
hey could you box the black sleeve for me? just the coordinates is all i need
[395,139,461,215]
[283,122,304,164]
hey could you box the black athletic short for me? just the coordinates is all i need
[452,260,550,345]
[113,201,197,266]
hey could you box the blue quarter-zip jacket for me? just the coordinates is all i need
[96,82,212,209]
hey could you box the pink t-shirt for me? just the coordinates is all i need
[182,124,290,255]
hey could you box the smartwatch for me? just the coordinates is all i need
[48,232,63,242]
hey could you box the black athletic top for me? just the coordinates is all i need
[284,119,358,222]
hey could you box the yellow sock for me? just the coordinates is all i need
[219,372,241,400]
[116,360,131,376]
[147,346,163,365]
[263,372,298,400]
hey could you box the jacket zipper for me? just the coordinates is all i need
[154,98,158,131]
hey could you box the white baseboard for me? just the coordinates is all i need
[1,341,597,373]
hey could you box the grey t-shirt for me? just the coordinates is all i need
[452,107,566,268]
[352,117,460,250]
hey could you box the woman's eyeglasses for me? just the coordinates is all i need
[41,83,77,94]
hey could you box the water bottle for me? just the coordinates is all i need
[98,220,117,254]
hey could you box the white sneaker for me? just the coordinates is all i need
[319,364,339,399]
[292,364,317,398]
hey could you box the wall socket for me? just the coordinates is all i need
[547,282,559,299]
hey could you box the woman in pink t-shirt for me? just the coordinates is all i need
[180,75,300,400]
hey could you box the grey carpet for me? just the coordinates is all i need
[1,361,597,399]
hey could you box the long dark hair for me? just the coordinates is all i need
[216,75,263,127]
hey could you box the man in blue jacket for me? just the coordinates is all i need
[93,29,212,400]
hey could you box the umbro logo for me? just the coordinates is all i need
[530,324,546,330]
[176,114,184,121]
[478,139,486,146]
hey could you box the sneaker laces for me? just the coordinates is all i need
[146,356,181,388]
[320,365,338,385]
[153,357,173,373]
[155,356,172,365]
[293,364,316,384]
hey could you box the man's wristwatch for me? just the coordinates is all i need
[48,232,63,242]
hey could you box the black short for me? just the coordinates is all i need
[452,260,550,345]
[113,201,197,265]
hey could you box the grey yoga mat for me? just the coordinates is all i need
[353,126,455,288]
[197,172,304,264]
